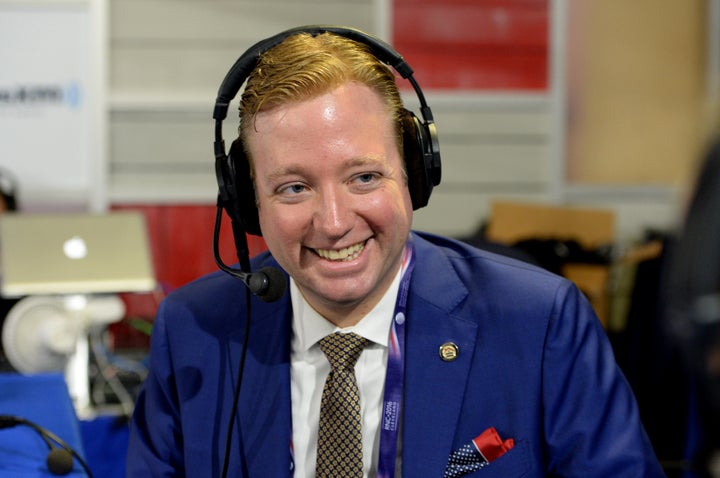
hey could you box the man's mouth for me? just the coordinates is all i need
[315,241,365,262]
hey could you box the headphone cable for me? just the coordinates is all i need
[215,205,252,478]
[219,286,252,478]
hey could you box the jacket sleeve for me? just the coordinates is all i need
[541,281,665,477]
[126,299,185,477]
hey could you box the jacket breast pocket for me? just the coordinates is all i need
[460,440,529,478]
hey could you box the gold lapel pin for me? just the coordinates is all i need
[439,342,459,362]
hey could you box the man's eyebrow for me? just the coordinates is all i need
[345,155,385,168]
[263,166,307,184]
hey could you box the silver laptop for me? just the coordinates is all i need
[0,211,156,297]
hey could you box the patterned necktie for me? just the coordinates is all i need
[316,332,369,478]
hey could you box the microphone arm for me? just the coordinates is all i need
[212,201,287,302]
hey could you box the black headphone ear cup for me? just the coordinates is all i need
[226,139,262,236]
[401,110,433,209]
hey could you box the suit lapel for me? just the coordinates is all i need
[401,234,479,477]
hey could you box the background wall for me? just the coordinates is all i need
[566,0,708,187]
[561,0,713,259]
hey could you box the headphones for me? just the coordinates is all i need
[212,25,441,237]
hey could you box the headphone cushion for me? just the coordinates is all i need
[227,139,262,236]
[401,110,432,209]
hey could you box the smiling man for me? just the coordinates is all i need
[127,27,665,478]
[249,81,412,327]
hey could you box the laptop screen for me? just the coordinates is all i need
[0,211,156,297]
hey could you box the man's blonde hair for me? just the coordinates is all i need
[238,32,405,164]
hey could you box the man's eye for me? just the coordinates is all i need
[354,173,378,184]
[279,184,307,195]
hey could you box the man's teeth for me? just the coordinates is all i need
[316,242,365,261]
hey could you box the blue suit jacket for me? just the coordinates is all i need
[127,232,665,477]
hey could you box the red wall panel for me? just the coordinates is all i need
[393,0,549,90]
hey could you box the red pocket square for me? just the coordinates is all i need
[472,427,514,463]
[444,427,515,478]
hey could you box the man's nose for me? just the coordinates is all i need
[315,188,354,238]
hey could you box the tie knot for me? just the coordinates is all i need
[319,332,368,371]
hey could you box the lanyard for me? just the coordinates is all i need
[377,238,415,478]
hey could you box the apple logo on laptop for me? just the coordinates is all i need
[63,236,88,260]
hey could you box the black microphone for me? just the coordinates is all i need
[0,415,93,477]
[224,265,287,303]
[47,446,74,476]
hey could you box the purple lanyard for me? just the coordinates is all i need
[377,238,415,478]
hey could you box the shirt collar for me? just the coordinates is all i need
[290,268,403,352]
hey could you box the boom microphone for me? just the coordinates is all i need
[224,265,287,303]
[212,203,287,302]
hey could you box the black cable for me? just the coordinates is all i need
[219,286,252,478]
[0,415,94,477]
[214,204,253,478]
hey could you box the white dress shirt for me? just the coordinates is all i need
[290,269,402,478]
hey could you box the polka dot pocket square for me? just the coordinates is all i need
[443,427,515,478]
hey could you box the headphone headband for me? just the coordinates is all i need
[212,24,441,237]
[213,25,416,122]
